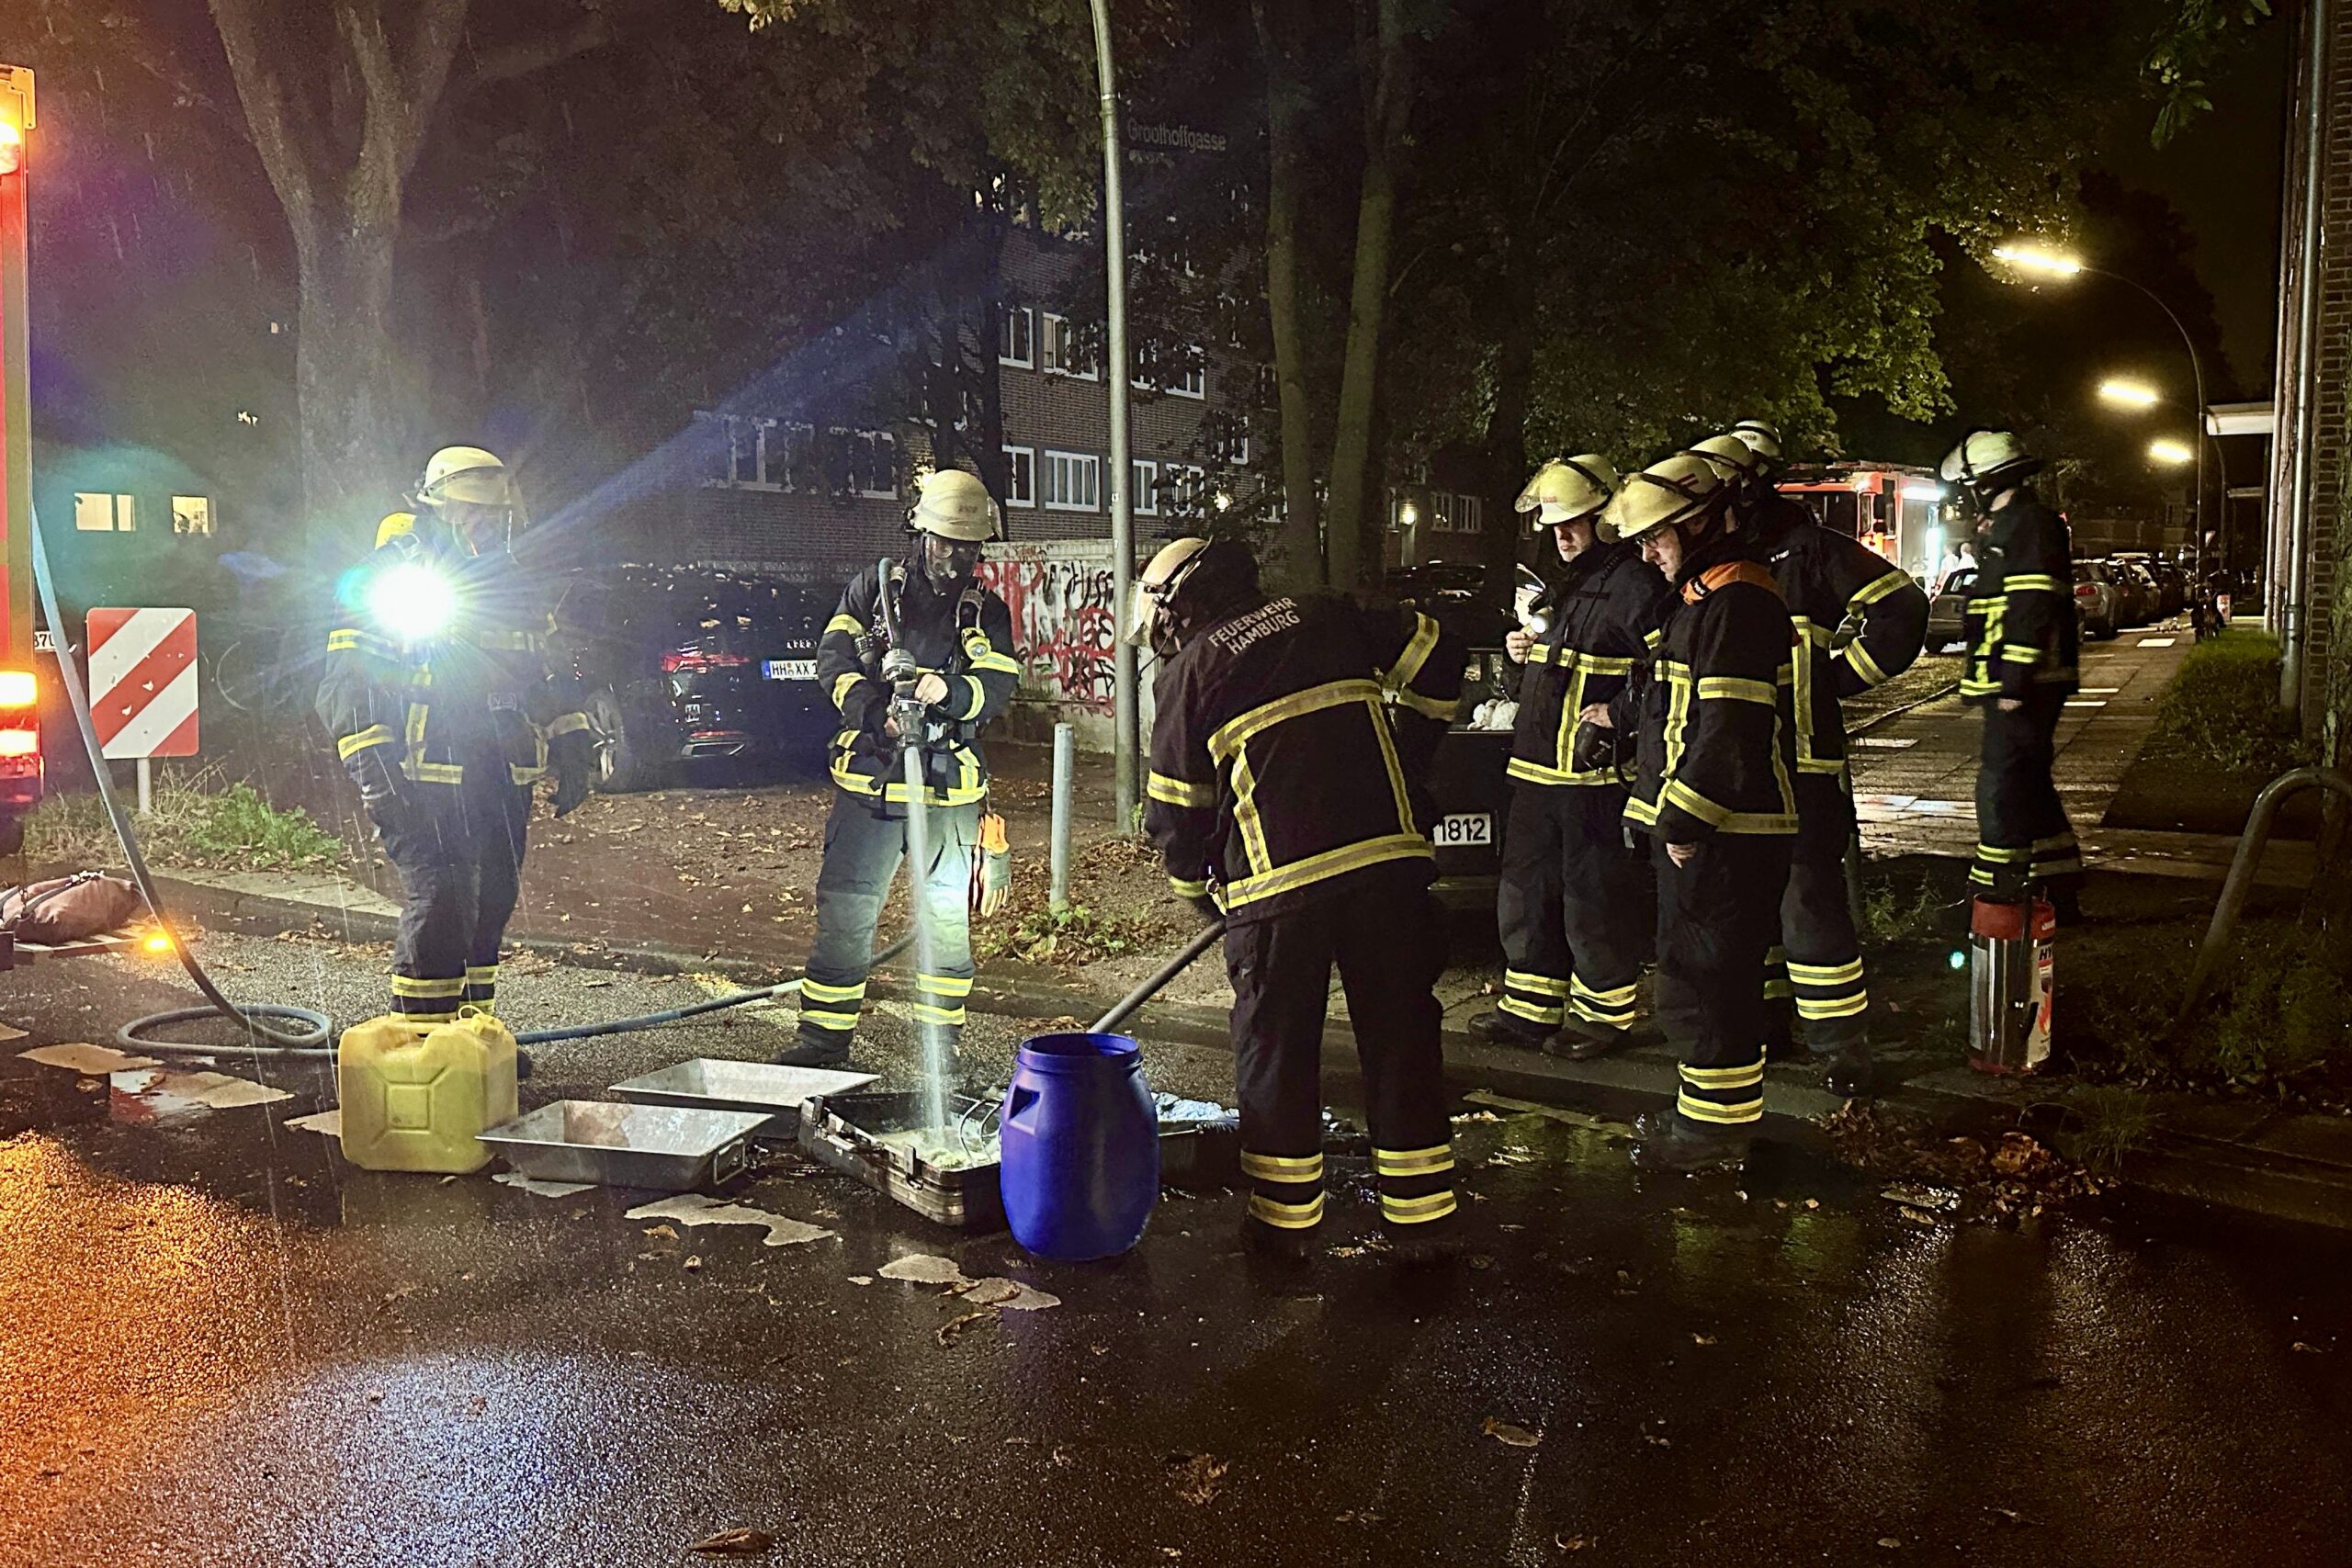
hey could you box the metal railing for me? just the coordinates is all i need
[2179,764,2352,1013]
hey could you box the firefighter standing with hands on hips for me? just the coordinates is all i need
[1685,423,1928,1098]
[1470,456,1671,1058]
[319,446,596,1033]
[1578,454,1798,1171]
[775,468,1021,1072]
[1135,536,1465,1259]
[1942,428,2083,916]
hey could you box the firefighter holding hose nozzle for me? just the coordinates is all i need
[1133,536,1466,1261]
[775,468,1020,1073]
[318,446,595,1028]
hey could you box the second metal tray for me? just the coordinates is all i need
[609,1058,876,1136]
[479,1100,768,1190]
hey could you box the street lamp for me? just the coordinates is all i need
[2148,438,2196,466]
[2098,378,2161,410]
[1991,240,2213,575]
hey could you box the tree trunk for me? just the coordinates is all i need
[1254,0,1323,590]
[1481,243,1536,603]
[1322,0,1412,592]
[293,231,410,547]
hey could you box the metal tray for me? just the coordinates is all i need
[609,1059,876,1136]
[479,1100,767,1190]
[798,1089,1007,1231]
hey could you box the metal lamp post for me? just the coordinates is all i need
[1994,246,2214,578]
[1086,0,1138,826]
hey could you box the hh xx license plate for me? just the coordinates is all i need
[1433,812,1492,848]
[763,660,818,682]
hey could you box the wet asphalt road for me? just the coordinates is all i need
[3,934,2350,1567]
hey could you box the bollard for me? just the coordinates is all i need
[1050,721,1074,914]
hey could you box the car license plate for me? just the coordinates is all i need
[763,660,818,682]
[1433,812,1492,848]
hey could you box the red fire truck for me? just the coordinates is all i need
[0,65,40,856]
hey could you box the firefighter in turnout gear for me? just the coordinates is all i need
[1469,456,1671,1058]
[1941,428,2083,913]
[1703,425,1929,1098]
[1590,454,1798,1172]
[776,468,1021,1070]
[1135,536,1466,1258]
[318,446,595,1027]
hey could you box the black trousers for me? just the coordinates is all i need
[1767,772,1868,1051]
[1497,784,1650,1033]
[1226,871,1456,1235]
[1654,833,1792,1128]
[1972,691,2083,898]
[797,790,978,1056]
[381,775,531,1022]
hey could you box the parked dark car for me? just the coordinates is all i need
[549,565,834,792]
[2111,551,2183,617]
[2103,557,2160,626]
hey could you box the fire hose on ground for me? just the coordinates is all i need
[27,499,915,1063]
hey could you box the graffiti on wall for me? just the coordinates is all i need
[977,548,1120,715]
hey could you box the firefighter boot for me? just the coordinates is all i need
[1820,1041,1872,1100]
[773,1034,852,1069]
[1467,1009,1554,1048]
[1239,1212,1318,1267]
[1542,1016,1627,1061]
[1630,1108,1752,1173]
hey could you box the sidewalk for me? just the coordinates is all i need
[157,852,2352,1234]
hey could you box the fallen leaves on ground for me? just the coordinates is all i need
[1822,1104,2102,1223]
[1169,1452,1229,1505]
[1481,1417,1541,1449]
[689,1527,775,1555]
[1554,1535,1596,1553]
[936,1310,991,1347]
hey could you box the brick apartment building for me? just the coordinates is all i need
[2271,0,2352,736]
[620,225,1260,576]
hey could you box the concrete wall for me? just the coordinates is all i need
[973,538,1153,750]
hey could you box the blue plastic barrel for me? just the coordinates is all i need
[999,1031,1159,1261]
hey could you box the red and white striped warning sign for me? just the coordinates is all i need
[87,607,199,760]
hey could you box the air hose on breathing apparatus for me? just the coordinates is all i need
[25,498,907,1061]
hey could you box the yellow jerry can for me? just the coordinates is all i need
[337,1010,520,1174]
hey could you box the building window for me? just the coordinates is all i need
[171,496,214,536]
[75,492,135,533]
[1132,459,1159,515]
[1003,446,1037,509]
[1431,492,1485,536]
[1169,352,1205,400]
[1211,419,1250,467]
[1042,314,1099,379]
[1042,450,1102,511]
[830,428,899,499]
[999,305,1035,369]
[1163,463,1207,514]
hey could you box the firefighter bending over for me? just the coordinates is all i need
[1472,456,1670,1058]
[319,446,595,1030]
[1942,428,2083,917]
[1586,454,1798,1172]
[1136,537,1465,1258]
[1691,424,1928,1099]
[775,468,1021,1071]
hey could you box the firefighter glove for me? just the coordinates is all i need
[549,731,597,818]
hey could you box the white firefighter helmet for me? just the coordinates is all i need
[1681,434,1765,482]
[1514,456,1618,527]
[1599,454,1726,544]
[910,467,1000,542]
[1729,419,1782,463]
[1938,427,2039,493]
[1123,536,1215,649]
[416,446,515,510]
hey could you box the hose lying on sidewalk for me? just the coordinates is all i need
[30,498,334,1058]
[30,498,914,1063]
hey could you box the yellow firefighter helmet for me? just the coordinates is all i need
[1600,454,1726,543]
[1515,456,1618,527]
[910,468,1001,542]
